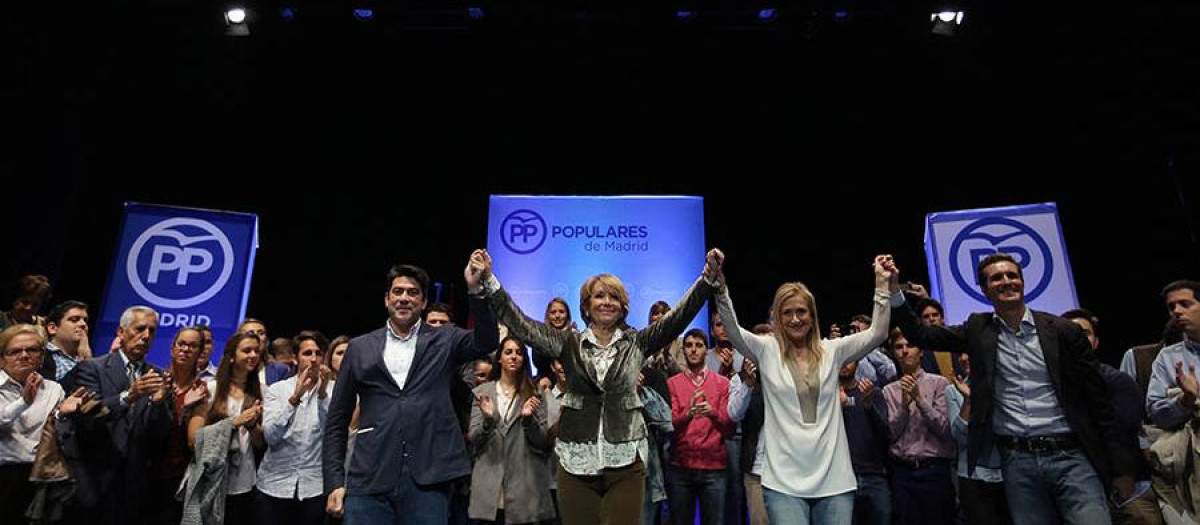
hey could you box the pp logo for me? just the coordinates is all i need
[500,209,547,254]
[948,217,1054,303]
[126,218,235,309]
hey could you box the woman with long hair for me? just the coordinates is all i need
[533,298,576,391]
[469,248,720,525]
[468,335,554,524]
[711,251,899,525]
[187,331,265,523]
[148,326,210,524]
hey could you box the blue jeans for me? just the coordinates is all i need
[853,474,891,525]
[666,465,726,525]
[344,462,453,525]
[999,447,1111,525]
[763,487,854,525]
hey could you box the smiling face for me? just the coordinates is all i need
[584,282,626,329]
[779,296,813,345]
[384,277,427,331]
[546,300,570,330]
[981,260,1025,309]
[232,337,262,376]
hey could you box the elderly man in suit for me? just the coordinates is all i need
[60,305,174,525]
[323,252,498,524]
[889,253,1136,525]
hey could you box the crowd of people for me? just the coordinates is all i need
[1,249,1198,525]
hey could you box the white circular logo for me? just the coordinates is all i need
[126,218,235,309]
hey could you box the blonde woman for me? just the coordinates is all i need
[711,251,900,525]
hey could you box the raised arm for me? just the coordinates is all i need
[639,278,717,357]
[470,249,571,360]
[833,255,900,367]
[710,250,773,366]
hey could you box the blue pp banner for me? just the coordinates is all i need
[924,202,1079,325]
[487,195,719,373]
[97,203,259,367]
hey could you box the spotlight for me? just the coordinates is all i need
[930,10,964,36]
[225,8,247,24]
[353,8,375,21]
[224,7,250,36]
[758,8,777,21]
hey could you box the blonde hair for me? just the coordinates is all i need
[578,274,630,326]
[0,324,48,352]
[769,282,824,367]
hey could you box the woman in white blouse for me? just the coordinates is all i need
[711,251,899,525]
[188,330,266,523]
[0,324,90,525]
[256,330,332,525]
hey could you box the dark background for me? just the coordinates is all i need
[4,0,1197,365]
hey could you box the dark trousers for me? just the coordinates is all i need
[145,475,183,525]
[255,490,326,525]
[665,465,727,525]
[853,473,891,525]
[890,460,955,525]
[225,491,257,525]
[957,477,1011,525]
[724,437,744,525]
[557,460,645,525]
[1,463,34,525]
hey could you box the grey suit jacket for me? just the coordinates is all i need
[467,381,555,524]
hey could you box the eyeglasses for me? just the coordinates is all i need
[4,346,44,357]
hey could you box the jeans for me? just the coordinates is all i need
[763,486,854,525]
[344,462,453,525]
[666,465,727,525]
[853,474,891,525]
[999,447,1110,525]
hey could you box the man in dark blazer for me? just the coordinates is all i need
[890,254,1136,524]
[60,305,174,525]
[323,253,499,524]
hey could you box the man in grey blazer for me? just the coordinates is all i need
[324,253,499,524]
